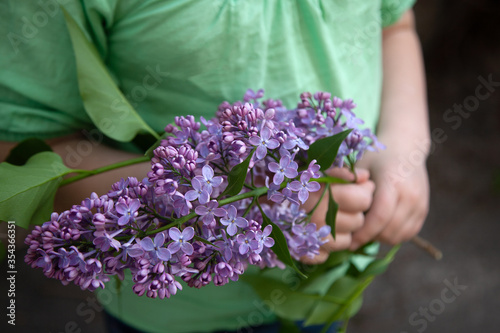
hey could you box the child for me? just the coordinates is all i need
[0,1,429,332]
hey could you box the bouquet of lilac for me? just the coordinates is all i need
[24,90,381,299]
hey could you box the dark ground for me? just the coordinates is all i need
[1,0,499,332]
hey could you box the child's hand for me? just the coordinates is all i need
[350,150,429,250]
[300,168,375,264]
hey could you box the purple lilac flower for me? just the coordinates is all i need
[168,227,195,256]
[266,177,284,203]
[195,200,226,225]
[35,249,52,273]
[251,225,275,254]
[340,99,364,128]
[268,155,298,185]
[290,223,318,247]
[185,178,211,204]
[53,248,71,269]
[305,160,321,179]
[288,172,321,204]
[93,229,123,252]
[316,117,342,137]
[115,199,141,226]
[140,233,171,262]
[220,205,248,236]
[120,237,144,260]
[214,230,234,261]
[24,89,381,299]
[244,88,264,102]
[108,178,129,198]
[195,165,223,192]
[173,194,193,217]
[249,127,279,160]
[283,122,308,150]
[236,231,256,255]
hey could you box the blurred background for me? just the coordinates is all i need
[1,0,499,332]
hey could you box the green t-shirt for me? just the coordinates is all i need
[0,0,414,332]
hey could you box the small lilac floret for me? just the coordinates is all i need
[236,231,255,255]
[249,127,279,160]
[185,178,211,204]
[288,173,321,204]
[115,199,141,226]
[251,225,275,254]
[196,165,223,192]
[268,155,298,185]
[220,205,248,236]
[140,232,171,262]
[168,227,195,255]
[93,229,123,252]
[195,201,226,225]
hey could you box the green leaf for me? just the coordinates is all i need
[5,138,53,166]
[221,151,254,197]
[359,244,400,278]
[323,250,353,268]
[0,152,74,228]
[307,130,352,171]
[325,186,338,239]
[299,261,350,295]
[343,294,363,319]
[304,274,373,329]
[321,276,373,332]
[241,273,318,320]
[257,202,306,279]
[61,8,159,142]
[304,276,361,325]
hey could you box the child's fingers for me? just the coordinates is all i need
[335,211,365,233]
[331,180,375,213]
[325,167,370,183]
[350,183,397,250]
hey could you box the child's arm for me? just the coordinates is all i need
[0,136,150,213]
[351,9,430,249]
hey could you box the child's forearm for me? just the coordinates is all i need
[351,9,431,249]
[378,9,430,155]
[1,135,150,213]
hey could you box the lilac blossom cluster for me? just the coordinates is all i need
[25,90,380,299]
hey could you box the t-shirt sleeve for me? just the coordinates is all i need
[380,0,416,27]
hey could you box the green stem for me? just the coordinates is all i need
[242,197,257,217]
[315,176,350,184]
[307,185,328,217]
[60,156,150,186]
[346,155,358,183]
